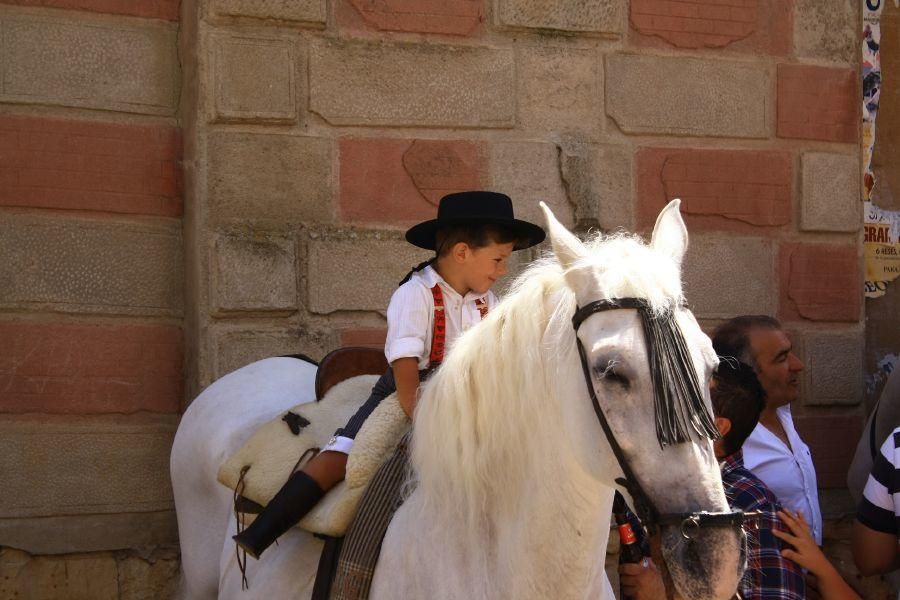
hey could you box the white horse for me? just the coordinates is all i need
[171,201,744,600]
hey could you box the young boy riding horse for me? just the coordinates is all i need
[233,190,546,559]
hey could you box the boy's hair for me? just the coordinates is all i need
[435,223,520,257]
[712,315,782,369]
[711,361,766,457]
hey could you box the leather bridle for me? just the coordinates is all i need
[572,298,756,538]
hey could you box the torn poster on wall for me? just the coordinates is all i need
[862,0,897,298]
[864,202,900,297]
[863,0,883,201]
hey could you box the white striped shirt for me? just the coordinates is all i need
[858,427,900,535]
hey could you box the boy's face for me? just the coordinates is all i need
[459,241,515,295]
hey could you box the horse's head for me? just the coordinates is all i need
[542,200,743,600]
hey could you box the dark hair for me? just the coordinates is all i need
[712,315,782,369]
[434,223,520,258]
[711,361,766,456]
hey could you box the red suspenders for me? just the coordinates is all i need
[429,284,446,366]
[474,298,488,319]
[429,284,488,366]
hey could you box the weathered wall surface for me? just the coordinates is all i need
[182,0,873,593]
[184,0,865,493]
[866,3,900,411]
[0,0,883,596]
[0,0,184,594]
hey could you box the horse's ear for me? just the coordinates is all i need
[541,202,587,271]
[650,198,688,269]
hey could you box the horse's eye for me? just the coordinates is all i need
[604,370,630,389]
[594,361,630,389]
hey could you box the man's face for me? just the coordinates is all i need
[748,327,804,408]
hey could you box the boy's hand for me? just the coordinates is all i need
[619,558,667,600]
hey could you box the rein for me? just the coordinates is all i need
[572,298,754,537]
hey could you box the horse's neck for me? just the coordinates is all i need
[489,460,613,599]
[384,455,614,600]
[415,456,613,600]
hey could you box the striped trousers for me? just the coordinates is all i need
[329,431,411,600]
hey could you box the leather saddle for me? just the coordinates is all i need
[314,346,388,401]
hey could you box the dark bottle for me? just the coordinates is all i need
[613,491,647,565]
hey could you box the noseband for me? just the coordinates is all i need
[572,298,755,537]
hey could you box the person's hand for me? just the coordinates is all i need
[772,509,831,575]
[775,510,861,600]
[619,558,667,600]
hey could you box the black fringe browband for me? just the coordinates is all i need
[572,298,719,448]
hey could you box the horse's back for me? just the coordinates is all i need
[171,357,318,600]
[175,357,317,460]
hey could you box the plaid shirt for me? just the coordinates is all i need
[721,450,806,600]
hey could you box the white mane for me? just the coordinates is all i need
[408,232,685,597]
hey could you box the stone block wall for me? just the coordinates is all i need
[182,0,875,586]
[0,0,183,593]
[0,0,878,595]
[183,0,866,500]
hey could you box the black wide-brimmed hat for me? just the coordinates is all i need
[405,191,546,251]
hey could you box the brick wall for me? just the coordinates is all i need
[0,0,182,595]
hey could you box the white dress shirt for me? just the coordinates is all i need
[743,404,823,544]
[323,266,496,455]
[384,265,497,369]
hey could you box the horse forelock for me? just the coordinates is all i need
[567,231,685,316]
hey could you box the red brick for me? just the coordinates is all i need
[0,321,183,414]
[340,328,388,349]
[794,414,863,488]
[629,0,790,55]
[402,139,486,206]
[338,137,487,225]
[669,2,701,18]
[636,147,793,233]
[777,65,858,143]
[778,243,861,322]
[0,116,182,217]
[731,6,755,22]
[0,0,179,20]
[337,0,483,36]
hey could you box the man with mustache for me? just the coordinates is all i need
[712,316,823,546]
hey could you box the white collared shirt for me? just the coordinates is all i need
[384,265,496,369]
[743,404,823,544]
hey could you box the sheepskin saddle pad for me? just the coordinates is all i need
[217,374,409,538]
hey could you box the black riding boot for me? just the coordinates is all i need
[233,470,325,559]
